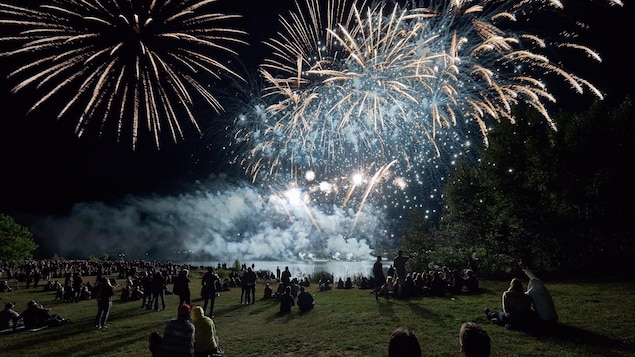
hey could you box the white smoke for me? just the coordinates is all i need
[29,175,387,262]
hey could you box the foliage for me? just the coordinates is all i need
[403,98,635,276]
[0,213,38,263]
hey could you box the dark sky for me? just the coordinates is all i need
[0,0,633,217]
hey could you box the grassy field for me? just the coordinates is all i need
[1,270,634,357]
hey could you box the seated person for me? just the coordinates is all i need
[297,286,315,312]
[344,277,354,289]
[319,278,332,291]
[376,276,395,299]
[274,282,284,299]
[358,277,370,290]
[0,280,12,292]
[262,282,273,300]
[80,286,92,300]
[519,261,558,324]
[279,286,295,314]
[463,269,479,293]
[429,271,447,297]
[485,278,536,329]
[336,278,345,289]
[17,300,68,329]
[299,277,311,287]
[120,285,131,301]
[0,302,21,331]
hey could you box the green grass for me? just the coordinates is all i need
[1,272,634,357]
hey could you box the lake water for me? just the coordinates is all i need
[188,259,376,280]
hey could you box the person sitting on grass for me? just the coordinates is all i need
[485,278,536,330]
[279,286,295,314]
[318,275,332,291]
[336,277,345,289]
[262,282,273,300]
[376,276,395,300]
[297,286,315,312]
[0,302,21,331]
[463,269,479,293]
[17,300,68,330]
[518,261,558,325]
[344,277,354,289]
[191,305,222,357]
[0,280,13,292]
[158,304,195,356]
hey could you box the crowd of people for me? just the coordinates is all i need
[0,254,559,356]
[367,252,480,300]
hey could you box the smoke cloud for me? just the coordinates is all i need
[29,174,388,262]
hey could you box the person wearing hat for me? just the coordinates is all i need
[0,302,20,331]
[158,304,195,357]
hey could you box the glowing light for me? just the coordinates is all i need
[229,0,618,210]
[0,0,247,149]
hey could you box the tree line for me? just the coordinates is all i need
[402,97,634,277]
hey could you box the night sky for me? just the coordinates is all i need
[0,1,633,260]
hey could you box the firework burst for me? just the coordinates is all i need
[0,0,247,148]
[230,0,620,198]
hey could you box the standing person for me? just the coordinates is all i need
[244,267,257,305]
[459,322,491,357]
[372,256,386,296]
[140,271,153,309]
[173,269,192,306]
[201,267,219,317]
[191,305,221,357]
[240,270,249,305]
[281,266,292,288]
[159,304,195,357]
[518,261,558,324]
[393,250,410,298]
[72,271,83,303]
[276,266,281,281]
[152,270,167,311]
[373,256,386,285]
[388,327,421,357]
[485,278,535,329]
[279,286,295,314]
[94,276,115,329]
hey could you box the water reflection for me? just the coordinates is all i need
[189,259,377,280]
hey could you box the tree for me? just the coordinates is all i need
[0,213,38,263]
[403,97,634,276]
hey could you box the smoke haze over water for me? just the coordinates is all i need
[29,175,387,261]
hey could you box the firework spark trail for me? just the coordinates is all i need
[352,159,397,230]
[0,0,247,149]
[229,0,620,204]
